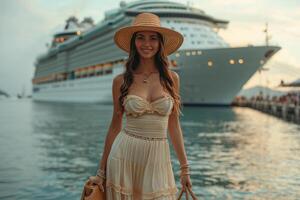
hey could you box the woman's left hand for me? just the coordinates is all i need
[180,174,192,192]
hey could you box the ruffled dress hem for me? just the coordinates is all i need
[106,181,178,199]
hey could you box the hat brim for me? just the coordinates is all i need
[114,26,184,56]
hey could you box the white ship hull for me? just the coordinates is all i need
[32,46,280,105]
[178,46,280,105]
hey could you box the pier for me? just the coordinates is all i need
[233,98,300,124]
[233,82,300,124]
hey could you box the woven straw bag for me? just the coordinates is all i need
[80,180,106,200]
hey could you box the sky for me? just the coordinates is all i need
[0,0,299,96]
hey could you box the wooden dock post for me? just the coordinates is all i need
[295,106,300,123]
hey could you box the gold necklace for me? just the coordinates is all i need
[134,71,159,84]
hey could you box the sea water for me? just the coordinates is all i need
[0,99,299,199]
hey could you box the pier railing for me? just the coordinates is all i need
[232,99,300,124]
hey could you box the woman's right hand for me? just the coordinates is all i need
[88,176,105,192]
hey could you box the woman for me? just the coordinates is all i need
[89,13,193,199]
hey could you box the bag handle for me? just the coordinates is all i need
[80,180,96,200]
[177,187,198,200]
[80,182,87,200]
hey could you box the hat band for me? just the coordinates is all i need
[133,22,161,27]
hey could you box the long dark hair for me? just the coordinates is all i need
[119,32,182,116]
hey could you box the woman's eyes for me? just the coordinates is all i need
[136,36,158,40]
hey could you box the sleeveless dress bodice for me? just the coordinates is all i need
[122,94,174,139]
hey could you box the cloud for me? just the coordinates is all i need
[194,0,300,89]
[0,0,103,95]
[0,0,58,95]
[195,0,300,89]
[243,55,300,89]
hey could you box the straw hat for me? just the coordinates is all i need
[114,13,184,55]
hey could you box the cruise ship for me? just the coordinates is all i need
[32,0,281,105]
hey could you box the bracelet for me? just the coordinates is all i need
[180,168,190,174]
[96,169,106,179]
[180,163,189,167]
[96,174,106,179]
[97,168,106,174]
[180,163,190,170]
[97,174,106,179]
[180,167,190,171]
[180,172,191,177]
[180,166,190,170]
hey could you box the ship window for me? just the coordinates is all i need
[238,59,244,64]
[208,60,213,67]
[107,68,112,74]
[175,53,180,57]
[192,51,196,55]
[96,71,103,76]
[197,51,202,55]
[186,52,191,56]
[229,59,235,64]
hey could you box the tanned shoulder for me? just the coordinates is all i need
[112,73,125,116]
[112,73,124,99]
[170,70,180,88]
[170,70,179,81]
[113,73,124,84]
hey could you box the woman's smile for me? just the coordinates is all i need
[141,48,153,53]
[135,31,159,58]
